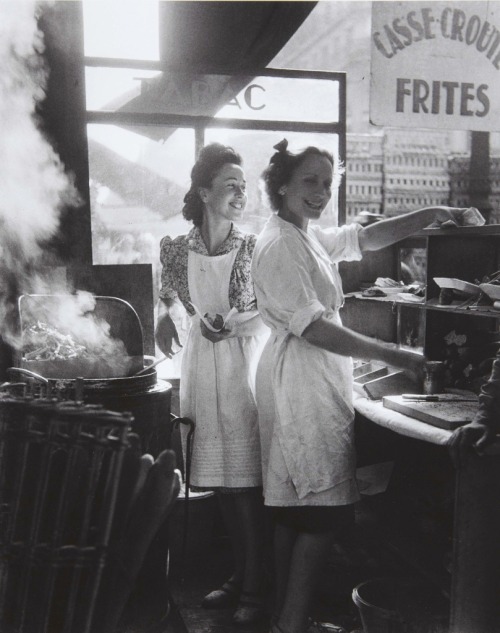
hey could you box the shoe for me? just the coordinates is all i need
[233,591,266,625]
[201,579,241,609]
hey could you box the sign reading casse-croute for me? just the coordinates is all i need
[370,1,500,130]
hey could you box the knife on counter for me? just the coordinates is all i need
[401,394,478,402]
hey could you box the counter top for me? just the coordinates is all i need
[353,392,452,445]
[354,393,500,454]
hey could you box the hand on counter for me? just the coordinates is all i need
[447,420,496,467]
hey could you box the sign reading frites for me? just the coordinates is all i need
[370,1,500,130]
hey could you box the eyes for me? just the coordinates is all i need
[226,181,246,193]
[303,176,332,191]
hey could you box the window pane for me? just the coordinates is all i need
[215,76,340,123]
[88,123,194,278]
[85,68,160,111]
[86,70,340,123]
[83,0,159,61]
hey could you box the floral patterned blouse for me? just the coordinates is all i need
[159,225,258,316]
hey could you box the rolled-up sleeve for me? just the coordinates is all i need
[253,236,325,337]
[311,222,363,263]
[289,300,324,337]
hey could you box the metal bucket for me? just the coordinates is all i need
[352,577,448,633]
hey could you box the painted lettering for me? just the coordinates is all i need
[465,15,481,45]
[244,84,265,110]
[486,29,500,60]
[476,84,490,116]
[373,31,394,58]
[407,11,425,42]
[384,23,405,55]
[191,80,211,107]
[476,22,497,52]
[450,9,466,42]
[440,8,452,39]
[413,79,429,113]
[392,17,412,46]
[395,78,489,118]
[227,96,242,109]
[421,8,436,40]
[396,78,411,111]
[460,83,475,115]
[442,81,459,114]
[374,7,500,70]
[431,80,440,114]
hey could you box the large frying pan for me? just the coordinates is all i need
[14,295,146,379]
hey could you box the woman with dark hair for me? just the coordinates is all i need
[251,139,470,633]
[156,143,268,625]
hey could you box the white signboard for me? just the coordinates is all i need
[370,1,500,130]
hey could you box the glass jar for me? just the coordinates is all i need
[423,361,445,395]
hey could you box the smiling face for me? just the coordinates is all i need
[200,163,247,222]
[281,153,333,229]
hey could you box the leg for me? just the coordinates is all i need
[232,489,265,594]
[231,490,268,624]
[272,522,297,618]
[278,531,334,633]
[217,492,246,586]
[202,489,266,614]
[201,493,244,608]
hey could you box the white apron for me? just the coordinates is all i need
[179,248,263,488]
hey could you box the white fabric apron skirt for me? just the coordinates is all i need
[179,248,262,489]
[256,316,360,507]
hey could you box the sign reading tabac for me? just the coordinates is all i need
[370,1,500,130]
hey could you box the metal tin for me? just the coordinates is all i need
[423,361,445,395]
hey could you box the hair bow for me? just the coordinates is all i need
[273,138,288,153]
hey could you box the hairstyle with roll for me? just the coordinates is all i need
[182,143,243,226]
[261,139,344,212]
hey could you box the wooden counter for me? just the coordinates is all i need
[354,395,500,633]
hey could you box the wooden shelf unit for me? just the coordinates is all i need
[341,225,500,377]
[341,225,500,633]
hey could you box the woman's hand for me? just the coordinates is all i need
[155,313,182,358]
[200,320,234,343]
[447,420,496,467]
[359,206,479,253]
[432,206,470,227]
[400,351,426,386]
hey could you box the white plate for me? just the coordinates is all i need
[375,286,407,295]
[479,283,500,301]
[433,277,481,296]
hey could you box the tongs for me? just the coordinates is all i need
[133,355,168,377]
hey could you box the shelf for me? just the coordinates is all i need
[345,293,500,318]
[424,299,500,317]
[344,292,424,308]
[413,224,500,238]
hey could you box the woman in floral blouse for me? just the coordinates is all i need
[156,143,268,625]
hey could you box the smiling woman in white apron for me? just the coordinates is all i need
[253,139,470,633]
[155,144,268,626]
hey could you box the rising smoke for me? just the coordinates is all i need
[0,0,79,346]
[0,2,134,375]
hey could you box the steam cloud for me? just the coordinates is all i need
[0,2,135,377]
[0,0,80,346]
[0,1,77,263]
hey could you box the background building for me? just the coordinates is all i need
[345,133,383,223]
[382,129,450,217]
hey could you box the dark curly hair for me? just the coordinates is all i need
[261,139,344,212]
[182,143,243,226]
